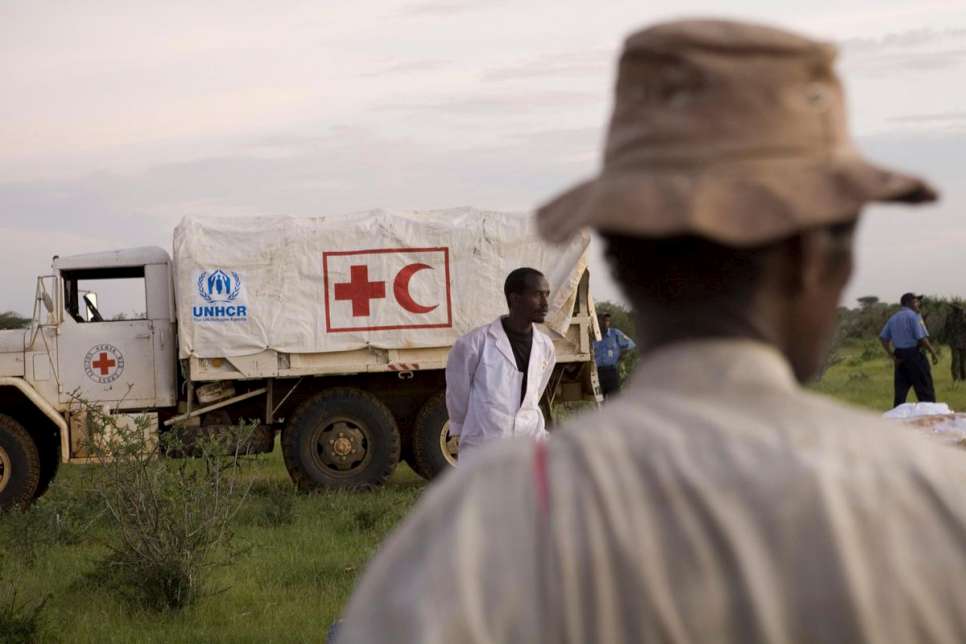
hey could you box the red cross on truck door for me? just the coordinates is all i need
[92,352,116,375]
[323,247,452,333]
[83,344,125,384]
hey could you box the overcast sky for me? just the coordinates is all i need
[2,0,965,316]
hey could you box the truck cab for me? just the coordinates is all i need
[0,247,177,508]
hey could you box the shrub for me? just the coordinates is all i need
[78,400,257,611]
[0,311,29,330]
[0,553,49,643]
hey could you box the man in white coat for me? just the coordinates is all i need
[445,267,556,464]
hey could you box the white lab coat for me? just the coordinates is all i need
[445,317,556,462]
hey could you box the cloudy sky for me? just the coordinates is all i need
[2,0,965,316]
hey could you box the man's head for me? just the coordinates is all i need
[900,292,923,312]
[504,267,550,324]
[536,19,936,382]
[598,313,612,332]
[603,220,856,382]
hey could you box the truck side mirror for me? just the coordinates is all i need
[83,293,103,322]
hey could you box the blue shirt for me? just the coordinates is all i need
[594,328,636,367]
[880,307,928,349]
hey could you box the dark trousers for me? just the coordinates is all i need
[952,347,966,382]
[597,365,621,399]
[894,347,936,408]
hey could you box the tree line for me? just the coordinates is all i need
[0,312,29,330]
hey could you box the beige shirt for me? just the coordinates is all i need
[339,340,966,643]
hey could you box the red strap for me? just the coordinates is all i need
[532,440,550,517]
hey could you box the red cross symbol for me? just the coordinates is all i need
[334,265,386,317]
[91,352,116,375]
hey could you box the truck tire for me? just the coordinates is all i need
[0,414,41,510]
[282,388,400,491]
[411,393,458,481]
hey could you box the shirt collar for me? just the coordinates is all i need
[626,338,798,394]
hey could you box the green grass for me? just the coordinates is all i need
[0,452,425,643]
[5,342,965,643]
[810,340,966,412]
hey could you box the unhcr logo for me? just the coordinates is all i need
[193,269,248,321]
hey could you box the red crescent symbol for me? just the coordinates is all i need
[394,263,438,314]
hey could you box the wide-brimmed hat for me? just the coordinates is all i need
[537,19,938,246]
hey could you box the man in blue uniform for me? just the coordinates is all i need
[594,312,636,399]
[880,292,939,408]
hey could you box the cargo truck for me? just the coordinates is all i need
[0,208,600,508]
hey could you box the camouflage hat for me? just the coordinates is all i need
[537,19,938,246]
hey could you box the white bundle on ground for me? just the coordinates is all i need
[884,403,966,448]
[883,402,954,419]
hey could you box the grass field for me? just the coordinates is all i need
[810,339,966,412]
[1,456,425,643]
[4,341,964,643]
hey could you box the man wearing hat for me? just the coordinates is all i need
[880,292,938,407]
[338,20,966,643]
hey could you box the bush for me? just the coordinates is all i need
[0,311,29,330]
[835,302,899,344]
[78,399,258,611]
[0,553,48,643]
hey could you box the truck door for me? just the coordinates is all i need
[57,267,158,409]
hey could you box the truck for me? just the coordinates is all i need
[0,207,600,508]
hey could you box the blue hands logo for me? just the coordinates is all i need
[197,269,242,304]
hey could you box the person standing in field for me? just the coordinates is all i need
[337,19,966,644]
[945,304,966,381]
[879,292,938,407]
[593,311,636,398]
[443,267,556,465]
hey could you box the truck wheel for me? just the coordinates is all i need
[0,414,41,510]
[282,388,400,491]
[411,393,458,481]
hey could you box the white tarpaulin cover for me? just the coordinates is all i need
[173,209,590,359]
[883,402,954,418]
[884,403,966,448]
